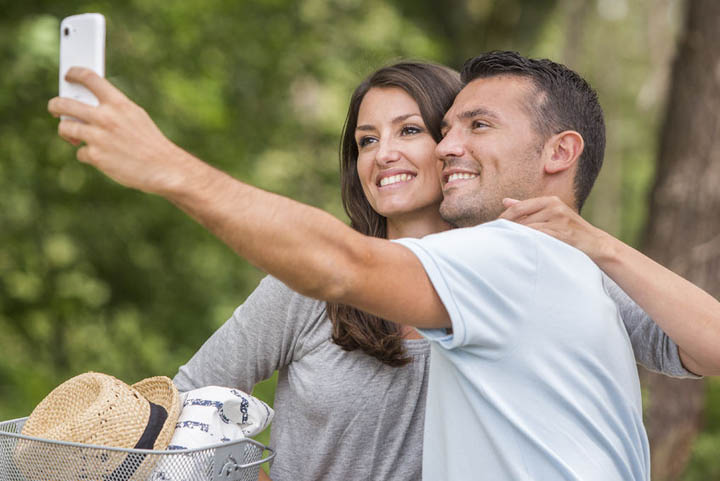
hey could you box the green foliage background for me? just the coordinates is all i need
[1,0,717,478]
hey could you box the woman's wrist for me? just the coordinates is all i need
[585,226,621,268]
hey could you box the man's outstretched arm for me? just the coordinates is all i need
[48,68,450,329]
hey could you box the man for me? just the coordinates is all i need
[48,52,712,480]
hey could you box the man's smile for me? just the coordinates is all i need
[442,169,479,187]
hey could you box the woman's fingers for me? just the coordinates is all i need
[500,197,552,221]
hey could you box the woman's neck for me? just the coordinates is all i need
[386,206,452,240]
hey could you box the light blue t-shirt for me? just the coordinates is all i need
[394,220,650,481]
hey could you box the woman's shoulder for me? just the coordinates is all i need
[257,275,327,317]
[257,275,332,349]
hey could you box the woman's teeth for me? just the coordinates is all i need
[447,173,478,182]
[379,173,415,187]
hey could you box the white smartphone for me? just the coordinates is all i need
[59,13,106,107]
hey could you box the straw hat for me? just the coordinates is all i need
[15,372,181,481]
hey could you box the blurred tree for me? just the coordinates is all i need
[0,0,452,419]
[638,1,720,479]
[387,0,559,67]
[1,1,718,478]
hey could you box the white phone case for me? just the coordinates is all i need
[59,13,106,107]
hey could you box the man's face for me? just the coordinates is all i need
[436,75,547,227]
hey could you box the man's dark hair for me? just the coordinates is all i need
[461,51,605,211]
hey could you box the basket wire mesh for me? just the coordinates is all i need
[0,417,274,481]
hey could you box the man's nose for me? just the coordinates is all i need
[436,129,464,159]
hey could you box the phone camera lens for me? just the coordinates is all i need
[63,27,70,36]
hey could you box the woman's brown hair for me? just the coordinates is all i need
[327,61,462,366]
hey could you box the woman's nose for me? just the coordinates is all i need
[376,140,401,165]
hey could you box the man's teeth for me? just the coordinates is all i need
[380,173,415,187]
[447,173,478,182]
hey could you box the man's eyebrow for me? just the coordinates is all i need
[440,107,499,131]
[459,107,499,121]
[356,112,421,132]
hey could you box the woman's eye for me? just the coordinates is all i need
[357,136,377,148]
[401,126,422,136]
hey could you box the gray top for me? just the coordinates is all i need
[173,274,697,481]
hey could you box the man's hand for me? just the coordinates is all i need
[48,67,193,195]
[499,196,609,260]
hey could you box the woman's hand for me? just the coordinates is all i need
[48,67,201,196]
[499,196,610,261]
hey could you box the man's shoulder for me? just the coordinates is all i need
[405,219,539,252]
[394,220,541,283]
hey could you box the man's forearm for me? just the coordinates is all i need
[162,149,363,302]
[48,68,450,329]
[157,150,448,328]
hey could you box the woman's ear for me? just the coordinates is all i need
[544,130,584,174]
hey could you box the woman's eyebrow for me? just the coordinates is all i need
[391,112,421,124]
[356,112,421,132]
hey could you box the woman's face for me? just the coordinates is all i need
[355,87,443,220]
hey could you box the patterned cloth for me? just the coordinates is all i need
[149,386,274,481]
[168,386,274,449]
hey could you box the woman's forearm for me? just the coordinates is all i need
[501,196,720,376]
[594,232,720,375]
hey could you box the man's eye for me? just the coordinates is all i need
[472,120,489,129]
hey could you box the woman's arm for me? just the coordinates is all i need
[174,276,323,392]
[500,196,720,376]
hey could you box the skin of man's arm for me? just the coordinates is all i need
[501,196,720,376]
[48,68,450,329]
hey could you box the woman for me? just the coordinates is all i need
[170,62,711,481]
[173,62,459,481]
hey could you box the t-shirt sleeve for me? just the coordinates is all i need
[393,221,538,355]
[173,275,325,392]
[602,273,701,379]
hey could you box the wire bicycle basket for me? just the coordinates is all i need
[0,417,274,481]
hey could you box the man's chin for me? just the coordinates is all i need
[439,197,498,228]
[439,201,473,228]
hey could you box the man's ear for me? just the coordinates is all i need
[543,130,584,174]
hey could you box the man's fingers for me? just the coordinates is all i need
[58,120,99,145]
[77,146,90,163]
[48,97,99,123]
[65,67,126,104]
